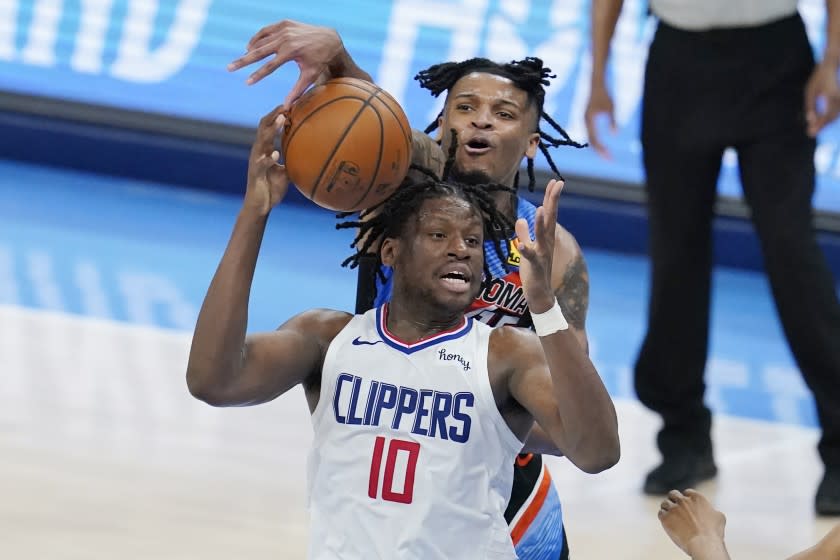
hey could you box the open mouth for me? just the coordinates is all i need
[439,270,472,293]
[464,138,492,155]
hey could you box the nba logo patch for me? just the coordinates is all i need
[507,239,521,266]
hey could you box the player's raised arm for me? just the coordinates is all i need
[504,179,619,473]
[186,106,350,406]
[228,19,373,107]
[228,19,446,193]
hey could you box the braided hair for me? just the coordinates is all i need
[415,56,585,191]
[337,172,515,298]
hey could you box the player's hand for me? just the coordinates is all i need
[244,105,290,216]
[228,20,344,107]
[584,82,617,159]
[658,489,729,559]
[514,179,563,313]
[805,59,840,137]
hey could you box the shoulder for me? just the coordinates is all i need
[284,307,354,328]
[489,323,537,344]
[488,325,542,368]
[550,225,590,335]
[281,308,354,347]
[552,224,588,291]
[554,224,585,269]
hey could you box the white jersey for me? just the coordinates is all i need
[306,304,524,559]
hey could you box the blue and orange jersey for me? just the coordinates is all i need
[465,195,536,327]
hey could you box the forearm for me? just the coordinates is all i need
[569,326,589,354]
[541,326,619,472]
[823,0,840,68]
[590,0,625,85]
[187,205,268,396]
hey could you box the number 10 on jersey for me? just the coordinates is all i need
[368,436,421,504]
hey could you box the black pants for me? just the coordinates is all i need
[637,13,840,468]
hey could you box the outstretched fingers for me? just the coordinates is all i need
[246,22,284,50]
[533,178,563,248]
[228,21,294,79]
[228,43,289,75]
[542,179,563,224]
[515,179,564,262]
[248,56,287,86]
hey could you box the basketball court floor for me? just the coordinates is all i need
[1,157,837,559]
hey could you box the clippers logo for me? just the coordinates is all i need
[332,373,474,443]
[507,239,521,266]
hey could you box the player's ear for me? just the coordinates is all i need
[434,113,444,142]
[380,237,400,267]
[525,132,540,159]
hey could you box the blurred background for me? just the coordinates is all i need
[1,0,839,558]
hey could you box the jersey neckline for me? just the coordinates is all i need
[375,304,474,355]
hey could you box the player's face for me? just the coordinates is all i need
[438,72,540,186]
[384,196,485,312]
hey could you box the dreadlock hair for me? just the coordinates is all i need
[336,170,516,304]
[415,56,586,191]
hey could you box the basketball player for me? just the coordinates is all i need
[228,21,604,559]
[372,57,591,560]
[186,106,619,558]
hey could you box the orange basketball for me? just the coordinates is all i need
[281,77,412,212]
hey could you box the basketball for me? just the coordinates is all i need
[281,77,412,212]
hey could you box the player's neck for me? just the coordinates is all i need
[491,190,518,222]
[384,301,464,343]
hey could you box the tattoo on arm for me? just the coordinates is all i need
[556,253,589,332]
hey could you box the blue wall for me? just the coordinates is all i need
[3,0,840,212]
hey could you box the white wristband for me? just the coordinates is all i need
[530,300,569,336]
